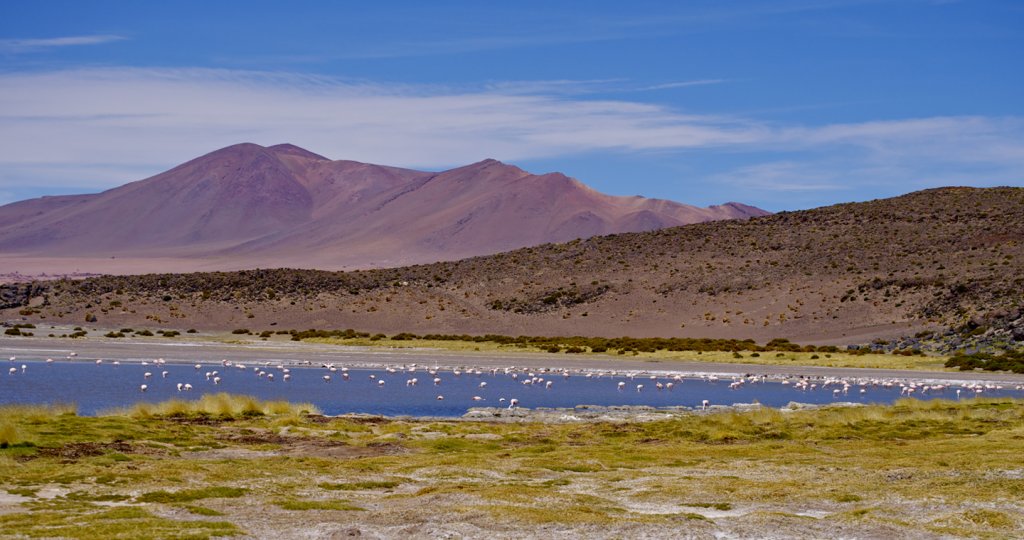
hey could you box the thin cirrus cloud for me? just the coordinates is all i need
[0,66,1021,206]
[0,34,127,54]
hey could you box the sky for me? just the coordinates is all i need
[1,0,1022,211]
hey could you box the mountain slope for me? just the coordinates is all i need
[0,143,767,273]
[4,187,1022,346]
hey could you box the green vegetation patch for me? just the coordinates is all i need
[137,486,247,504]
[0,504,241,539]
[319,480,403,491]
[274,499,364,511]
[945,350,1024,373]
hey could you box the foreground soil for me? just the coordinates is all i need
[1,397,1022,539]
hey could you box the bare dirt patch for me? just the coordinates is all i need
[19,441,165,462]
[215,430,408,459]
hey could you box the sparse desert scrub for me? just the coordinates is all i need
[4,187,1022,349]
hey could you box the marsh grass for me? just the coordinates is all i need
[0,421,20,448]
[319,480,403,490]
[0,403,78,421]
[0,503,241,539]
[180,504,226,516]
[1,397,1022,537]
[102,393,320,419]
[137,486,247,503]
[274,499,364,511]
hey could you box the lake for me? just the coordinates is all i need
[2,358,1022,416]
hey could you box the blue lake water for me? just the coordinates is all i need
[2,359,1022,416]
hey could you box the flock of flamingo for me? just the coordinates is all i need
[5,352,1024,413]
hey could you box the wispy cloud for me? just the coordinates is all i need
[640,79,729,91]
[0,34,126,54]
[0,67,1020,204]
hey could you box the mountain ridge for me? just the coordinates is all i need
[0,143,768,274]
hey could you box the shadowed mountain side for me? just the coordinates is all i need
[4,187,1022,346]
[0,143,767,273]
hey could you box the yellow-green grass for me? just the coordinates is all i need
[304,336,951,370]
[1,396,1022,538]
[101,392,320,418]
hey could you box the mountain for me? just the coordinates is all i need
[3,187,1022,346]
[0,143,767,274]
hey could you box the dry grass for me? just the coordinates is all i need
[101,393,320,418]
[1,397,1022,538]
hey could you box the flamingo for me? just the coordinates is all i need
[508,398,519,409]
[183,383,193,391]
[176,383,183,391]
[617,381,626,390]
[140,384,148,392]
[144,372,152,379]
[323,375,332,382]
[436,395,444,400]
[701,399,710,411]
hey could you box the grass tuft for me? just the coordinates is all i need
[319,480,402,491]
[137,486,247,504]
[274,499,364,511]
[102,393,320,419]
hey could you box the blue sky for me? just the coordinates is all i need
[1,0,1022,211]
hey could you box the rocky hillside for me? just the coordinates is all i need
[2,187,1022,348]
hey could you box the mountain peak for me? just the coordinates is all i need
[267,143,329,161]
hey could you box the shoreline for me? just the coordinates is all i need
[4,335,1024,387]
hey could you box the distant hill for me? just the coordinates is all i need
[3,187,1022,347]
[0,143,767,274]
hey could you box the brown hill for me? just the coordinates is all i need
[3,187,1022,347]
[0,143,767,274]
